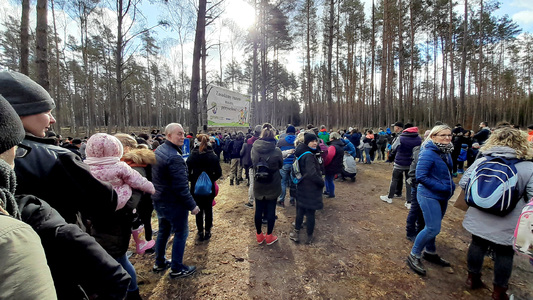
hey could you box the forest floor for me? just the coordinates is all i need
[129,161,533,300]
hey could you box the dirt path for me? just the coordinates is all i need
[130,161,533,299]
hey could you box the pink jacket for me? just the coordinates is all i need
[85,133,155,210]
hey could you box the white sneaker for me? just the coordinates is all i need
[405,201,411,210]
[380,195,392,204]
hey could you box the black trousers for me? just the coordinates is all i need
[254,200,276,235]
[295,205,316,236]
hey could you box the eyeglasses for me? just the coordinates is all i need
[15,143,32,158]
[435,134,453,138]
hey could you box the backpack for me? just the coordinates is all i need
[378,133,388,144]
[254,156,274,183]
[513,199,533,259]
[291,151,312,184]
[465,156,522,216]
[458,148,467,162]
[194,171,212,196]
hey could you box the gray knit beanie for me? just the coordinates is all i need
[0,71,55,116]
[0,95,25,154]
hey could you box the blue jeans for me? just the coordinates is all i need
[364,148,372,164]
[411,194,448,256]
[406,183,425,238]
[324,174,335,197]
[154,201,190,271]
[116,254,138,292]
[278,164,294,202]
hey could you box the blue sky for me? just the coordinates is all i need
[495,0,533,33]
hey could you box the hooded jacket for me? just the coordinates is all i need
[14,135,117,228]
[251,138,283,200]
[324,139,345,175]
[240,135,258,167]
[85,134,155,210]
[276,133,297,165]
[392,127,422,167]
[460,146,533,245]
[294,143,324,210]
[415,140,455,201]
[187,146,222,200]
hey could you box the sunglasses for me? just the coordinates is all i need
[15,143,32,158]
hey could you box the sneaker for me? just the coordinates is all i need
[289,229,300,243]
[422,252,451,267]
[380,195,393,203]
[452,172,458,178]
[327,195,335,198]
[323,191,329,195]
[407,253,426,276]
[244,202,253,209]
[230,179,234,186]
[404,201,411,210]
[126,250,133,258]
[169,265,196,279]
[265,233,278,245]
[256,232,266,244]
[153,259,171,273]
[277,200,285,207]
[197,231,204,241]
[351,176,356,182]
[457,169,464,174]
[393,194,402,198]
[406,235,416,242]
[204,231,211,241]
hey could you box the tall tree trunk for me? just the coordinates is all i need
[51,0,62,132]
[397,0,404,121]
[459,0,468,125]
[189,0,206,135]
[379,0,388,126]
[36,0,49,91]
[20,0,30,75]
[325,0,334,126]
[449,0,456,121]
[201,34,208,130]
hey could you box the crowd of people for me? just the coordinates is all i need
[1,69,532,300]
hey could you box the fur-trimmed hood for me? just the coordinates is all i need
[121,148,156,167]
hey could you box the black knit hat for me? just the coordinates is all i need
[304,132,318,145]
[0,95,25,154]
[0,71,55,116]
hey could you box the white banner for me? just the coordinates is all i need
[207,85,250,127]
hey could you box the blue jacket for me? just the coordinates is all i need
[152,140,197,211]
[393,130,422,167]
[349,132,361,147]
[342,138,356,157]
[276,133,296,165]
[416,140,455,201]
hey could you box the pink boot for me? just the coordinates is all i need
[132,225,155,254]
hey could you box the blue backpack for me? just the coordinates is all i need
[194,171,212,196]
[465,156,521,216]
[291,151,312,184]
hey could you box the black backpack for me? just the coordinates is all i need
[255,156,274,183]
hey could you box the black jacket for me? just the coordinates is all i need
[17,195,130,300]
[187,146,222,200]
[294,143,324,210]
[14,135,117,228]
[325,139,345,176]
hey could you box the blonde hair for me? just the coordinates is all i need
[425,125,452,144]
[114,133,138,150]
[260,123,275,139]
[295,132,305,146]
[330,132,341,140]
[196,134,210,153]
[481,127,533,160]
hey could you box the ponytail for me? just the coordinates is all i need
[197,134,210,153]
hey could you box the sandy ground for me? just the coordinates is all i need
[129,161,533,299]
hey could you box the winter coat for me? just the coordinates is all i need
[460,146,533,245]
[187,146,222,201]
[251,138,283,201]
[0,213,56,300]
[349,132,362,147]
[324,139,345,176]
[85,133,155,210]
[276,133,297,165]
[473,128,491,145]
[17,195,130,299]
[294,143,324,210]
[391,127,422,167]
[362,134,374,149]
[318,129,330,145]
[62,143,82,159]
[342,138,357,157]
[14,135,117,228]
[152,140,197,211]
[230,137,244,159]
[343,154,357,174]
[415,140,455,201]
[240,136,258,167]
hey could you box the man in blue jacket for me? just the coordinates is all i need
[276,125,297,207]
[152,123,200,279]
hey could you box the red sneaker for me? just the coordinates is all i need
[256,232,266,244]
[265,233,278,245]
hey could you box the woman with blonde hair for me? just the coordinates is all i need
[186,134,222,241]
[459,127,533,300]
[407,125,454,276]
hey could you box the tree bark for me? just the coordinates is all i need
[20,0,30,75]
[189,0,206,135]
[36,0,49,91]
